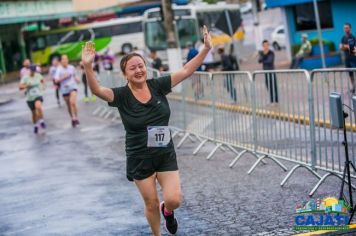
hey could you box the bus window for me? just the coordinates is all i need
[145,19,197,50]
[197,12,224,28]
[144,22,167,50]
[36,37,46,50]
[147,9,191,19]
[126,22,142,34]
[77,30,92,41]
[46,34,59,46]
[57,31,79,44]
[112,22,142,36]
[93,27,112,38]
[177,19,198,47]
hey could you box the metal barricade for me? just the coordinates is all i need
[209,72,262,164]
[168,72,213,152]
[147,67,161,79]
[309,68,356,196]
[251,70,318,180]
[93,70,126,121]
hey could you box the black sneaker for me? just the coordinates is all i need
[160,201,178,235]
[40,121,46,129]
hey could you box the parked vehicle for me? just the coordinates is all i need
[271,25,286,50]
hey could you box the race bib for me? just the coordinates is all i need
[147,126,171,147]
[29,87,41,97]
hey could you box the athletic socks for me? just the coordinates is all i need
[164,207,173,216]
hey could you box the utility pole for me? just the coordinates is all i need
[161,0,183,73]
[162,0,177,49]
[312,0,326,68]
[251,0,262,50]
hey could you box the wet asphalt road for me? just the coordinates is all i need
[0,81,347,236]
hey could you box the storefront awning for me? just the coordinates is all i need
[265,0,313,8]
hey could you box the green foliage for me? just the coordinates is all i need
[291,38,336,55]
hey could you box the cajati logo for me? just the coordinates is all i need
[293,197,351,230]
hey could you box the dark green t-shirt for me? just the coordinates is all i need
[108,75,175,158]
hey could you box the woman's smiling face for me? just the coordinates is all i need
[124,56,147,85]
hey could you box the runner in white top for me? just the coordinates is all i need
[54,55,80,127]
[19,59,31,79]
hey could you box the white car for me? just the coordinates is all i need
[271,25,286,50]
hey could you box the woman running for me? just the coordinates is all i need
[55,55,80,127]
[19,64,46,134]
[48,57,61,106]
[82,26,212,235]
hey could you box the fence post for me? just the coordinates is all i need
[308,71,317,170]
[211,73,217,141]
[251,72,258,153]
[182,76,187,131]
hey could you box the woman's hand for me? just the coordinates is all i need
[82,42,96,67]
[202,25,213,50]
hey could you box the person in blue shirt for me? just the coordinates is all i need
[186,42,199,66]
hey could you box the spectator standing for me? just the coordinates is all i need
[258,40,278,104]
[149,50,164,71]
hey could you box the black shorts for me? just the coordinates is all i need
[126,151,178,182]
[27,97,43,111]
[62,89,77,97]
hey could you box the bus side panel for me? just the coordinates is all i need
[53,37,112,61]
[109,33,144,54]
[32,47,52,65]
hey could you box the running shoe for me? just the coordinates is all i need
[160,201,178,235]
[40,121,46,129]
[72,120,80,128]
[33,126,38,134]
[84,97,89,103]
[91,95,96,102]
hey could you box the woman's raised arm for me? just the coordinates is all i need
[82,42,114,102]
[171,25,213,88]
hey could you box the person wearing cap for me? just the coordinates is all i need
[290,33,312,69]
[19,64,46,134]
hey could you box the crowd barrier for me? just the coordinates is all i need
[94,67,356,196]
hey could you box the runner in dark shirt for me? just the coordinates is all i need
[82,26,213,236]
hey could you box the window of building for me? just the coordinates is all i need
[293,0,333,31]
